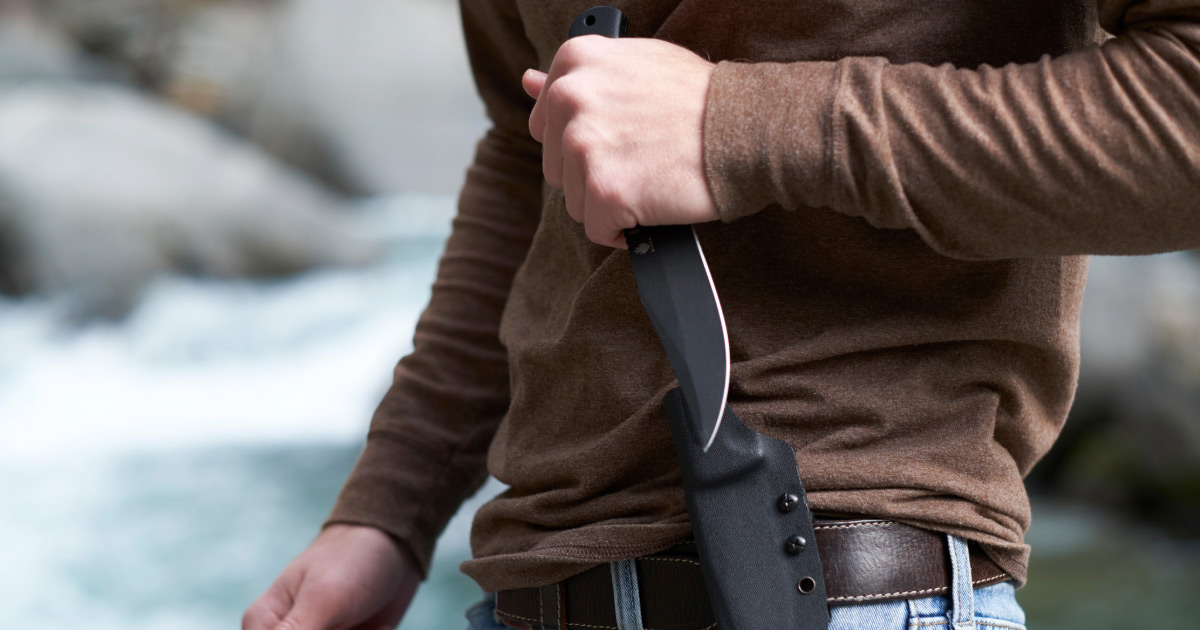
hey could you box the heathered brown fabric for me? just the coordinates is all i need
[326,0,1200,592]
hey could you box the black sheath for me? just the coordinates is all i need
[664,387,831,630]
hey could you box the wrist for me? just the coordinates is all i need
[380,529,425,580]
[703,59,840,222]
[320,522,426,580]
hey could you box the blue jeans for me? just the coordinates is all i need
[465,535,1026,630]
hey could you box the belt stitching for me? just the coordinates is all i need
[811,520,1010,602]
[972,573,1010,589]
[828,584,946,602]
[557,582,565,629]
[812,520,893,531]
[829,572,1009,603]
[641,557,700,566]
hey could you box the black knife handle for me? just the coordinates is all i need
[568,6,629,39]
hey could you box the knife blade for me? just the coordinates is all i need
[567,6,730,451]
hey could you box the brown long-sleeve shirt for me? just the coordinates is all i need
[326,0,1200,592]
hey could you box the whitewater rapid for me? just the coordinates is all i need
[0,195,504,629]
[0,195,457,459]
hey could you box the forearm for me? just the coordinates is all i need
[326,128,541,575]
[706,4,1200,259]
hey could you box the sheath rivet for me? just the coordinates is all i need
[777,493,800,513]
[797,577,817,594]
[785,535,807,555]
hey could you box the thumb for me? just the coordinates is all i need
[242,583,290,630]
[522,68,548,99]
[273,582,344,630]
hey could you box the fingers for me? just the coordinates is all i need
[527,51,567,146]
[541,78,571,189]
[585,175,634,249]
[346,582,417,630]
[243,525,421,630]
[525,36,634,248]
[527,37,589,143]
[528,36,597,182]
[521,69,546,100]
[242,598,284,630]
[273,580,345,630]
[523,70,547,145]
[562,123,587,224]
[561,123,636,249]
[563,124,631,248]
[243,572,344,630]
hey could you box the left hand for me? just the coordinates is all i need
[523,36,718,249]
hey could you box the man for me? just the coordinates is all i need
[243,1,1200,629]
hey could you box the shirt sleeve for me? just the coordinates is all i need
[323,0,542,577]
[703,0,1200,260]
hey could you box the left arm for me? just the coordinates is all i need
[704,0,1200,259]
[529,0,1200,259]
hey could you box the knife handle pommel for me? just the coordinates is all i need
[568,6,628,39]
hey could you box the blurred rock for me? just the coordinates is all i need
[18,0,355,191]
[0,0,83,81]
[272,0,487,194]
[18,0,488,195]
[0,82,376,319]
[1032,254,1200,536]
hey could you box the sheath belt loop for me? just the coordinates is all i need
[610,559,645,630]
[947,535,976,630]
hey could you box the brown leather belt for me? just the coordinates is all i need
[494,519,1009,630]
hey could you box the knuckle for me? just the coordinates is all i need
[588,168,625,210]
[561,124,590,157]
[584,219,607,245]
[565,36,605,61]
[273,618,303,630]
[597,195,635,231]
[558,38,586,64]
[613,204,638,231]
[546,78,583,111]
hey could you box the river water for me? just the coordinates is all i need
[0,194,503,629]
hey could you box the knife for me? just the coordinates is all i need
[567,6,731,451]
[565,10,833,629]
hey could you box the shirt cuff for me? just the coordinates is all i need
[324,429,470,579]
[703,59,841,223]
